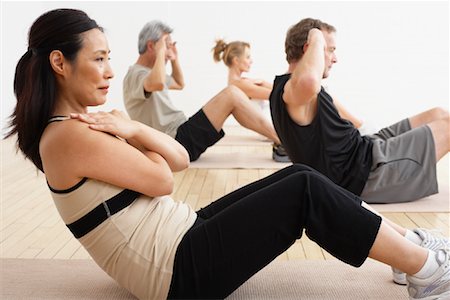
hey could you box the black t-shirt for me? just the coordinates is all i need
[270,74,373,195]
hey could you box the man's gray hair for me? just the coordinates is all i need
[138,20,173,54]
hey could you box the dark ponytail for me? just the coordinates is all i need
[5,9,101,171]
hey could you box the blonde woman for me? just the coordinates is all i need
[213,39,273,100]
[213,39,289,162]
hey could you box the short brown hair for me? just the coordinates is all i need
[285,18,336,63]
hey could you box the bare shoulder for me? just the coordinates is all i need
[283,81,319,125]
[41,118,127,161]
[40,119,91,156]
[40,119,118,187]
[229,77,247,86]
[230,77,261,91]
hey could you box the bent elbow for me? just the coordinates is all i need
[163,184,174,196]
[298,75,321,96]
[174,158,189,172]
[159,174,174,195]
[144,81,165,92]
[153,82,165,91]
[171,144,190,172]
[170,158,189,172]
[179,148,190,169]
[289,74,321,104]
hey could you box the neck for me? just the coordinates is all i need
[228,66,242,82]
[287,62,297,74]
[136,53,155,68]
[53,92,88,116]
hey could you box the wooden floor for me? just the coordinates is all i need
[1,132,449,261]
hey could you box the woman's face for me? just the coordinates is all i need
[235,46,253,73]
[64,28,114,107]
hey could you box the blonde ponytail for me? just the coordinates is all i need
[212,39,227,62]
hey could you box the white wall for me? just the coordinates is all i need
[1,1,448,136]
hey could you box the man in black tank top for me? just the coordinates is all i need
[270,18,448,204]
[271,77,372,195]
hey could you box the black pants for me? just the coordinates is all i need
[168,164,382,299]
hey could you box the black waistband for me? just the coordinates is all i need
[67,189,140,238]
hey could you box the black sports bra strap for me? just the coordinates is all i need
[48,115,70,123]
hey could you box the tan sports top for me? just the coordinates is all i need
[50,178,196,299]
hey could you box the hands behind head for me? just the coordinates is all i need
[154,34,178,61]
[303,28,325,53]
[168,41,178,61]
[154,34,168,53]
[70,110,138,140]
[308,28,323,39]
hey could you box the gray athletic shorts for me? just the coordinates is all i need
[360,119,438,203]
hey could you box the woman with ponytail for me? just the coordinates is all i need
[7,9,100,171]
[213,39,274,104]
[7,9,449,300]
[212,39,291,161]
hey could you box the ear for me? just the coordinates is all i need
[232,56,239,65]
[302,43,309,54]
[146,40,154,52]
[49,50,66,76]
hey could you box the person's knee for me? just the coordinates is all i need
[288,163,315,173]
[281,164,322,184]
[287,166,331,194]
[429,107,449,121]
[218,86,248,104]
[225,85,246,97]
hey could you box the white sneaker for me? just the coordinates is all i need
[393,228,450,285]
[406,248,450,300]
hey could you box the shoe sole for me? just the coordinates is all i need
[393,278,407,286]
[410,290,450,300]
[272,155,291,163]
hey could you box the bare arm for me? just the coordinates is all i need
[231,78,272,100]
[284,28,325,106]
[143,35,168,92]
[168,42,185,90]
[41,117,188,198]
[71,110,189,172]
[46,110,189,198]
[333,98,363,128]
[256,80,273,89]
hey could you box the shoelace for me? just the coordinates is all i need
[437,248,450,269]
[419,228,446,238]
[417,228,450,249]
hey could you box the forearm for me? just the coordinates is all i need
[260,80,273,89]
[170,58,184,89]
[292,34,325,87]
[232,79,271,100]
[333,98,363,128]
[144,51,166,91]
[248,85,272,100]
[129,122,189,171]
[338,108,362,128]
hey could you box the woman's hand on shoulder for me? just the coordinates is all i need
[70,110,137,140]
[65,112,177,197]
[72,110,189,172]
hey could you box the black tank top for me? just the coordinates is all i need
[270,74,373,195]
